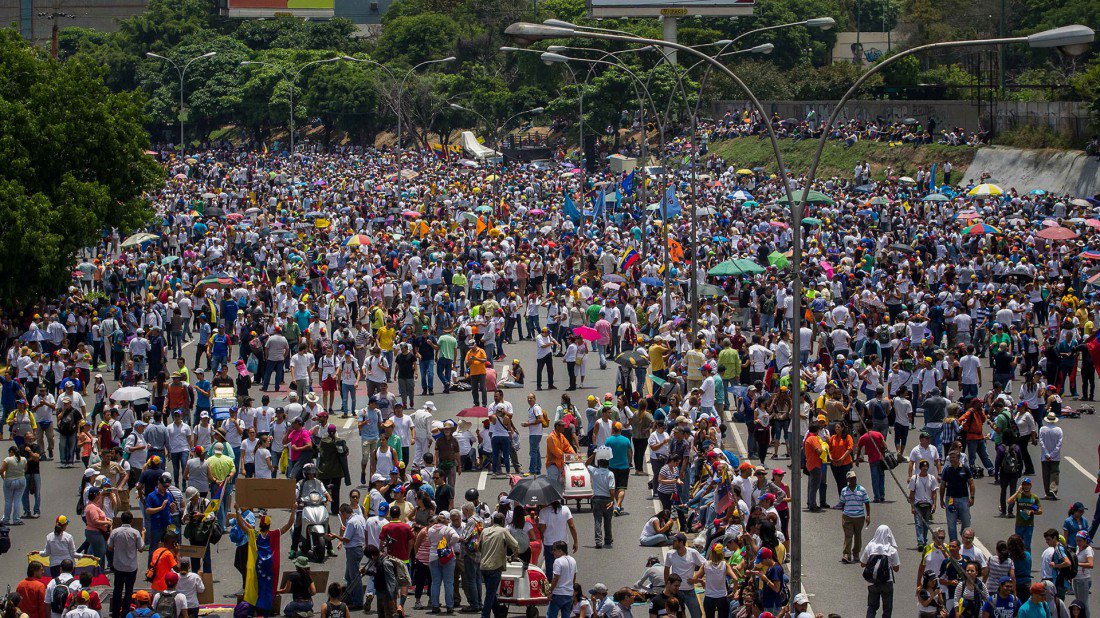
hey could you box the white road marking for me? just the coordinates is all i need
[343,417,354,429]
[477,470,487,491]
[1065,456,1096,483]
[726,417,748,458]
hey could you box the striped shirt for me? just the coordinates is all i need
[839,485,870,518]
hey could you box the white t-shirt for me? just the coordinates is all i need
[538,505,573,545]
[1076,546,1093,581]
[959,355,981,385]
[665,548,705,591]
[551,554,578,596]
[391,414,414,445]
[909,444,940,468]
[527,405,545,437]
[291,353,314,380]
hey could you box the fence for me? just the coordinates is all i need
[711,99,1094,140]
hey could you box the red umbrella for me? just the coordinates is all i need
[457,406,489,418]
[1036,226,1078,241]
[1086,219,1100,229]
[573,326,600,341]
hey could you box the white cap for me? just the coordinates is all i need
[371,473,386,483]
[424,401,436,411]
[793,593,810,605]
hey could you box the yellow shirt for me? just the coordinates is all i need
[377,326,396,352]
[648,344,668,372]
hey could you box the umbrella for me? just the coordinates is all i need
[777,190,835,206]
[962,223,1000,235]
[640,277,663,287]
[173,173,187,180]
[402,210,421,218]
[1030,189,1047,195]
[769,221,789,230]
[161,255,180,265]
[602,274,626,283]
[120,232,158,248]
[923,193,950,202]
[1086,219,1100,229]
[888,243,915,253]
[898,176,916,184]
[204,206,224,218]
[475,205,493,213]
[573,326,600,341]
[201,192,217,199]
[742,200,760,208]
[869,196,890,206]
[729,190,753,201]
[708,259,764,276]
[603,282,621,291]
[19,329,47,342]
[736,169,753,175]
[225,213,244,221]
[345,234,372,247]
[699,283,725,298]
[768,251,789,269]
[528,209,545,215]
[902,117,918,125]
[852,184,875,194]
[507,475,564,507]
[457,406,489,418]
[111,386,152,402]
[196,274,238,290]
[1071,198,1092,208]
[955,210,981,220]
[801,217,823,226]
[614,349,650,369]
[1082,251,1100,260]
[1036,226,1078,241]
[967,183,1004,198]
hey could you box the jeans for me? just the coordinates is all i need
[547,594,573,618]
[2,477,25,522]
[263,360,284,390]
[171,451,187,485]
[966,439,995,473]
[21,472,39,515]
[592,496,614,546]
[340,383,357,416]
[913,503,933,548]
[490,435,511,474]
[85,528,107,566]
[420,359,435,393]
[429,559,456,608]
[640,533,670,546]
[924,425,944,452]
[146,527,166,566]
[807,467,824,508]
[59,432,77,464]
[111,570,137,618]
[677,589,702,618]
[344,545,365,607]
[480,568,502,618]
[437,358,453,393]
[528,435,542,475]
[945,498,972,542]
[866,581,894,618]
[1015,524,1034,549]
[462,554,482,609]
[1072,579,1090,616]
[869,461,886,501]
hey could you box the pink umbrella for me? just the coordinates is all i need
[769,221,789,229]
[1036,226,1078,241]
[573,326,600,341]
[457,406,489,418]
[402,210,420,218]
[528,209,546,216]
[820,260,835,280]
[1087,219,1100,229]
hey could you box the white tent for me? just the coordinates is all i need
[460,131,500,161]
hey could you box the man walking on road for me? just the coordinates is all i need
[479,512,519,618]
[860,524,901,618]
[840,470,871,564]
[939,450,975,542]
[1038,413,1062,500]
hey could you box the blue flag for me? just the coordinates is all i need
[564,191,581,223]
[928,164,936,193]
[621,170,635,197]
[661,184,681,219]
[593,188,606,219]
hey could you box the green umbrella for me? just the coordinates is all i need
[870,196,890,206]
[768,251,789,269]
[923,193,950,202]
[699,284,725,298]
[475,205,493,213]
[707,261,740,276]
[777,190,835,206]
[801,217,823,226]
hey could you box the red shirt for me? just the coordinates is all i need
[16,578,45,618]
[380,521,414,561]
[857,431,887,464]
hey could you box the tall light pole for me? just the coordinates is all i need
[342,55,456,205]
[505,20,1093,611]
[449,103,544,199]
[146,51,217,153]
[240,56,342,155]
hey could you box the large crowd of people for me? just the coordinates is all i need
[0,129,1097,618]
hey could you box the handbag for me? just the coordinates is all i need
[145,547,167,582]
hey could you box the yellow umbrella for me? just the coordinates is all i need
[314,218,331,229]
[484,174,499,182]
[736,169,753,175]
[967,183,1004,198]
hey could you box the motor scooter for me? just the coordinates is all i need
[298,490,330,563]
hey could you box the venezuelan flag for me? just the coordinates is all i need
[619,248,639,271]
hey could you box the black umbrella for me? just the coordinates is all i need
[888,243,915,254]
[614,349,650,368]
[507,475,564,507]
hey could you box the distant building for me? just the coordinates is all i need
[830,31,903,66]
[3,0,149,44]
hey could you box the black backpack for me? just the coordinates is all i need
[862,553,892,584]
[1056,544,1079,584]
[50,578,71,614]
[998,412,1020,446]
[1000,446,1022,478]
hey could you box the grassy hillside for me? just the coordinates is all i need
[708,137,978,181]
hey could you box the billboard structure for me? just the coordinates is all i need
[587,0,753,18]
[223,0,334,19]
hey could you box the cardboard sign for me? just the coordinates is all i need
[234,478,297,509]
[178,544,207,559]
[198,573,215,605]
[280,569,329,590]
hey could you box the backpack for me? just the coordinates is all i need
[998,412,1020,446]
[50,578,71,614]
[999,446,1022,478]
[862,553,892,584]
[154,591,182,618]
[1056,544,1079,584]
[59,410,79,435]
[386,555,412,588]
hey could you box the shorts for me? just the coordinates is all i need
[321,377,338,392]
[362,439,379,459]
[612,467,629,489]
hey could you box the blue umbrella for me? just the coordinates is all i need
[853,184,875,194]
[728,190,753,201]
[1030,189,1046,195]
[640,277,664,287]
[20,329,47,342]
[712,235,729,242]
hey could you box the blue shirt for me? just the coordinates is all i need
[211,333,230,357]
[587,465,616,498]
[195,379,212,408]
[1063,515,1089,540]
[981,594,1020,618]
[839,484,870,517]
[358,408,381,441]
[605,435,632,470]
[145,489,174,529]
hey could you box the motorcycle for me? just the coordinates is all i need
[298,490,330,563]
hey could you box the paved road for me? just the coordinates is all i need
[5,330,1099,617]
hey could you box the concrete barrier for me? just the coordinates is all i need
[963,146,1100,196]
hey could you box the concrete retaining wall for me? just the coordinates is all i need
[963,146,1100,197]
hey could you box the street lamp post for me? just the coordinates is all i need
[342,55,456,205]
[145,51,217,153]
[240,57,342,155]
[449,103,545,199]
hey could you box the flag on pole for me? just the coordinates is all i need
[563,191,582,223]
[661,184,682,219]
[593,188,606,219]
[928,164,936,192]
[619,248,639,271]
[668,238,684,262]
[621,170,635,197]
[476,216,488,236]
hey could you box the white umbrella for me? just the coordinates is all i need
[111,386,152,402]
[201,192,217,199]
[120,232,159,248]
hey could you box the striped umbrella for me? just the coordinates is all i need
[967,183,1004,198]
[963,223,1000,235]
[345,234,372,247]
[1081,250,1100,260]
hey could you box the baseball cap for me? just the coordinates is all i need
[371,473,386,483]
[793,593,809,605]
[588,584,608,595]
[772,468,786,476]
[133,591,151,603]
[846,470,858,479]
[1021,477,1032,485]
[673,532,688,543]
[1029,582,1047,595]
[998,576,1013,585]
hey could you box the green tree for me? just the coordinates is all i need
[376,13,474,65]
[302,61,383,144]
[0,31,161,309]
